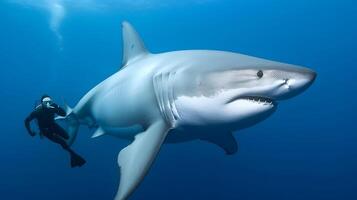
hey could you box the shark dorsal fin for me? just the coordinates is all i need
[121,21,149,67]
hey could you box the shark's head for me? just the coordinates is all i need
[173,51,316,128]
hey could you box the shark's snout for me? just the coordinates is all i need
[275,67,317,100]
[295,68,316,89]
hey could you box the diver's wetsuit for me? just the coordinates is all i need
[25,103,86,167]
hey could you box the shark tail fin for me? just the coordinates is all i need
[55,101,80,147]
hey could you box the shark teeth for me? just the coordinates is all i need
[244,96,274,105]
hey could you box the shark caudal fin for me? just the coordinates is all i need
[121,21,150,68]
[55,101,79,146]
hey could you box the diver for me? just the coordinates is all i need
[25,95,86,168]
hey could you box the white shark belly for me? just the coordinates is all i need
[88,65,162,137]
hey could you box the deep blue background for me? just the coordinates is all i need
[0,0,356,199]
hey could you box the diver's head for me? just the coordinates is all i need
[41,94,53,108]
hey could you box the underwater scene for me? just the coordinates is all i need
[0,0,356,199]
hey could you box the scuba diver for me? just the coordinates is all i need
[25,95,86,168]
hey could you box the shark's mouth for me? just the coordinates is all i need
[228,95,276,106]
[241,96,276,105]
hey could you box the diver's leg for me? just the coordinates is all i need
[48,125,75,153]
[45,131,86,167]
[45,132,71,151]
[53,123,69,140]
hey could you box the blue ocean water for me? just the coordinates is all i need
[0,0,356,199]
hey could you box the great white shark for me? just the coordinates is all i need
[60,21,316,200]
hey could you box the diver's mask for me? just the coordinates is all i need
[42,97,53,108]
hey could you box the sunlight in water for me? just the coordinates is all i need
[9,0,215,49]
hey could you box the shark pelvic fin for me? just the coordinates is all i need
[201,133,238,155]
[115,120,169,200]
[121,21,149,67]
[91,127,105,138]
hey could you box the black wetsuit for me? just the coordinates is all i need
[25,103,69,149]
[25,103,86,167]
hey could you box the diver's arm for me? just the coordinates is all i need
[24,112,36,137]
[52,103,66,116]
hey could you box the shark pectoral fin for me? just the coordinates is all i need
[91,127,105,138]
[201,133,238,155]
[115,120,169,200]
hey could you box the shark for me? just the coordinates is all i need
[60,21,316,200]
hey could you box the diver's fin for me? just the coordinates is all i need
[201,133,238,155]
[115,120,169,200]
[121,21,149,67]
[91,127,105,138]
[70,152,86,168]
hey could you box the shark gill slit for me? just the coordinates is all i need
[153,73,165,118]
[163,72,175,126]
[153,71,179,128]
[160,74,172,125]
[166,72,178,125]
[168,71,180,121]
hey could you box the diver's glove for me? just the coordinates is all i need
[45,102,56,109]
[28,131,36,137]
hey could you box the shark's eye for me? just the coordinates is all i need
[257,70,263,78]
